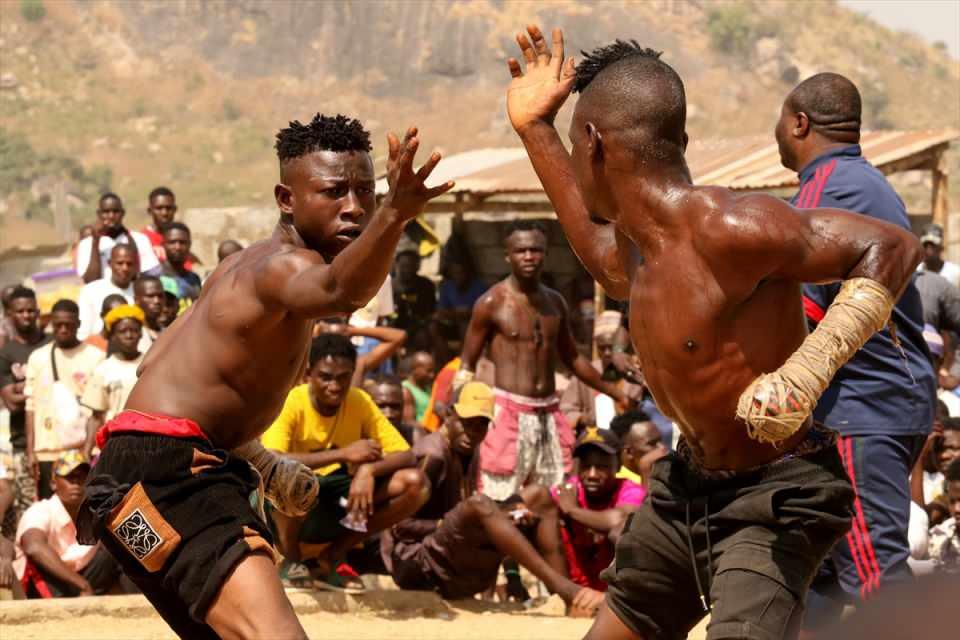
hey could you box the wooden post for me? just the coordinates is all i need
[932,150,948,232]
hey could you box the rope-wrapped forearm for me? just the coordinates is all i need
[233,440,318,516]
[736,277,895,444]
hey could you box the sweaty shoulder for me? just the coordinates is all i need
[474,282,504,309]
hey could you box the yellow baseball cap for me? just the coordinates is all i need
[453,381,495,421]
[54,451,90,477]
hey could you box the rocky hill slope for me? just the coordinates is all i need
[0,0,957,232]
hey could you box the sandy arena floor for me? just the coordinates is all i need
[2,591,710,640]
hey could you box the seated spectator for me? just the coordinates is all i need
[402,351,435,425]
[261,334,426,590]
[77,245,138,340]
[918,223,960,287]
[551,428,645,591]
[313,317,406,387]
[0,465,22,599]
[83,294,128,353]
[76,193,158,284]
[925,418,960,504]
[926,459,960,573]
[561,311,642,431]
[382,382,603,615]
[923,325,960,417]
[216,239,244,264]
[133,275,165,352]
[145,222,202,302]
[13,452,133,597]
[392,246,436,351]
[367,376,424,446]
[81,306,145,459]
[24,300,104,498]
[609,410,668,487]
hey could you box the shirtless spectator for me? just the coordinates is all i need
[561,311,643,432]
[145,223,202,302]
[141,187,178,263]
[81,306,146,460]
[133,275,165,352]
[0,287,52,517]
[14,452,133,598]
[551,428,645,591]
[459,220,629,500]
[261,334,427,589]
[77,193,158,284]
[24,300,103,498]
[608,410,667,487]
[368,376,425,446]
[402,351,435,425]
[382,382,603,614]
[77,245,138,340]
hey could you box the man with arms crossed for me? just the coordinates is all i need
[78,114,453,639]
[505,25,921,639]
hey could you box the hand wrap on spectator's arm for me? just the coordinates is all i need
[233,440,319,516]
[736,277,895,445]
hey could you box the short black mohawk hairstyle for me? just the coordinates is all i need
[275,113,372,162]
[573,40,663,94]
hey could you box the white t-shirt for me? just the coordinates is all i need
[24,342,104,458]
[77,278,135,340]
[76,231,159,279]
[81,353,144,421]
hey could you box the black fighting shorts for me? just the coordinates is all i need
[78,433,273,639]
[602,424,855,640]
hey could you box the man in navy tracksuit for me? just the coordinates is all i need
[774,73,935,629]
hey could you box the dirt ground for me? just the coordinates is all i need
[2,592,710,640]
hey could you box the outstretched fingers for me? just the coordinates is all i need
[425,180,456,199]
[527,24,550,64]
[516,31,537,65]
[550,27,565,73]
[507,57,523,78]
[416,151,442,182]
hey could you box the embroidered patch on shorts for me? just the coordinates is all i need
[114,509,162,559]
[108,482,181,572]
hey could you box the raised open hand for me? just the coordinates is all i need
[381,127,454,222]
[506,25,577,133]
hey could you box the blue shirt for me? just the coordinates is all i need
[437,278,487,311]
[793,145,934,436]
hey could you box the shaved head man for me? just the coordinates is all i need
[506,25,922,639]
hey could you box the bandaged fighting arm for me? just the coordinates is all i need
[233,440,319,516]
[737,277,895,444]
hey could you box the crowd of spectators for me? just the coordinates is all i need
[0,184,958,613]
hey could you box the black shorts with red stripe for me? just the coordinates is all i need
[78,432,273,640]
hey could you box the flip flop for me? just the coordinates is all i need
[312,567,366,595]
[279,561,313,591]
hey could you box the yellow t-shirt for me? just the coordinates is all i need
[616,466,644,485]
[261,384,409,476]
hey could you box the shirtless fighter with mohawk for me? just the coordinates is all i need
[506,25,923,639]
[78,115,453,639]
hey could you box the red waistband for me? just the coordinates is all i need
[96,410,210,449]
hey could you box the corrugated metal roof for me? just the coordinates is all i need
[377,129,957,197]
